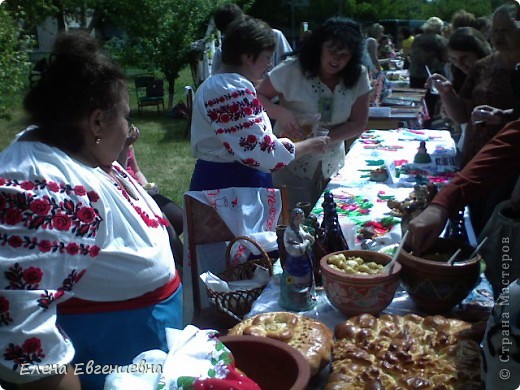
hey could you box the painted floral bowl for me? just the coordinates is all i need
[397,238,481,314]
[320,250,401,316]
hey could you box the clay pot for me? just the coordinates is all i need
[397,238,481,314]
[320,250,401,316]
[219,335,310,390]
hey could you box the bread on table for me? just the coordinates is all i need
[228,311,334,376]
[327,313,483,389]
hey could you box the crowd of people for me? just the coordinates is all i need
[1,2,519,389]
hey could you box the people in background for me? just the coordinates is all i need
[0,31,182,390]
[211,3,292,75]
[400,27,414,69]
[428,4,520,235]
[189,16,328,191]
[363,22,384,74]
[409,16,448,127]
[427,27,491,148]
[377,34,395,59]
[450,9,477,30]
[256,17,370,209]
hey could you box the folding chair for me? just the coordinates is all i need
[134,74,165,113]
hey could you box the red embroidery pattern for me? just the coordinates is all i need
[111,167,168,228]
[259,135,276,153]
[37,269,86,309]
[0,177,102,238]
[271,162,287,172]
[239,134,258,151]
[4,337,45,371]
[241,158,260,168]
[0,234,100,258]
[4,263,43,290]
[0,296,13,326]
[207,88,263,133]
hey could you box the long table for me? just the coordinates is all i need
[248,128,493,327]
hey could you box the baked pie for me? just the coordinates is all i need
[327,313,483,389]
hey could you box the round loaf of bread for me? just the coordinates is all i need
[228,311,333,376]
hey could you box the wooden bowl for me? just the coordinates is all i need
[320,250,401,316]
[397,238,481,313]
[219,335,310,390]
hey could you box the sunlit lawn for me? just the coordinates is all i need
[0,67,195,207]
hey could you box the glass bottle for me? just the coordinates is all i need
[321,191,349,253]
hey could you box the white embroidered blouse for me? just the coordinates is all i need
[0,133,176,383]
[190,73,296,173]
[268,57,371,179]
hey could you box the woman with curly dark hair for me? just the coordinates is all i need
[257,17,370,209]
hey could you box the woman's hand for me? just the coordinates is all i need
[471,105,507,126]
[125,124,140,147]
[277,108,302,139]
[427,73,452,95]
[406,204,449,256]
[293,136,331,157]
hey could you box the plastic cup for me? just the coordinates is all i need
[313,128,329,137]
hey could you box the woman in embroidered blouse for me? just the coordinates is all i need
[256,17,371,209]
[0,32,182,390]
[189,16,329,191]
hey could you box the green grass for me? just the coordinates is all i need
[0,67,195,206]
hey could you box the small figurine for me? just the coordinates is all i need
[369,166,389,182]
[413,140,432,164]
[387,183,437,235]
[279,208,316,311]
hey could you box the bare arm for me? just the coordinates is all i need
[366,38,381,72]
[327,92,370,142]
[429,74,472,123]
[256,77,301,137]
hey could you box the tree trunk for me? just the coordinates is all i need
[167,78,175,109]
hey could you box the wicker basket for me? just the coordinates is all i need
[207,236,274,323]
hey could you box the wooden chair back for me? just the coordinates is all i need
[134,74,165,113]
[184,187,289,317]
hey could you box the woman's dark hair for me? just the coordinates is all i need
[213,3,244,33]
[23,31,127,152]
[298,17,364,88]
[221,16,275,66]
[448,27,491,92]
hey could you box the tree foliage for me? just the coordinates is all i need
[0,0,504,116]
[0,6,32,119]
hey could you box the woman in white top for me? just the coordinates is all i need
[190,16,329,191]
[0,32,181,390]
[256,17,371,209]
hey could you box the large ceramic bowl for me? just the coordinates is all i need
[397,237,481,314]
[219,335,310,390]
[320,250,401,316]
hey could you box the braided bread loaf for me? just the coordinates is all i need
[228,311,334,376]
[327,313,484,389]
